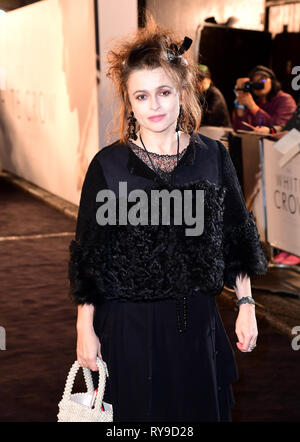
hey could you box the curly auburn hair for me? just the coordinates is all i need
[106,15,202,144]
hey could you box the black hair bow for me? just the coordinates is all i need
[167,36,193,62]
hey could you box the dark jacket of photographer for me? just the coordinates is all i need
[284,102,300,131]
[200,85,231,127]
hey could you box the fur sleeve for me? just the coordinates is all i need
[218,141,268,289]
[68,156,108,306]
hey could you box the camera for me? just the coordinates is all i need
[236,81,265,93]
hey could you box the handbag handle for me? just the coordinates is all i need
[62,357,109,411]
[93,357,109,412]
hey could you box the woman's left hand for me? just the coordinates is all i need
[236,91,259,113]
[235,304,258,352]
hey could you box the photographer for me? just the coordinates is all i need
[232,65,296,132]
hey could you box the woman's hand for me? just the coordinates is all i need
[235,304,258,352]
[235,77,259,113]
[76,323,102,371]
[76,304,101,371]
[235,77,250,91]
[252,125,270,133]
[236,91,258,112]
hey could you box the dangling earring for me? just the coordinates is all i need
[176,105,184,132]
[127,111,137,140]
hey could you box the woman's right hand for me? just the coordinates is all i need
[235,77,250,92]
[252,125,270,133]
[76,324,102,371]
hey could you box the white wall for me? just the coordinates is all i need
[0,0,99,205]
[269,3,300,35]
[0,0,139,205]
[97,0,138,147]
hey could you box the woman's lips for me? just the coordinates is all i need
[148,114,166,122]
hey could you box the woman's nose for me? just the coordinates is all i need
[149,95,160,110]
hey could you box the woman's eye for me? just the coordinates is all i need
[136,91,170,100]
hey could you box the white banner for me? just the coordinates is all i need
[235,133,266,242]
[263,138,300,256]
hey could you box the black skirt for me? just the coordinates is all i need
[92,291,239,422]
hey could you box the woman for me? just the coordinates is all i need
[68,19,268,422]
[232,65,296,132]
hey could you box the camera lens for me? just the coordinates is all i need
[243,81,251,92]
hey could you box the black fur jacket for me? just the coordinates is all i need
[68,132,268,306]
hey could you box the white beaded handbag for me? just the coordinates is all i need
[57,357,113,422]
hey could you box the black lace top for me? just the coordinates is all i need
[127,139,188,184]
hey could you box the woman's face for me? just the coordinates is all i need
[127,67,181,134]
[251,73,272,97]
